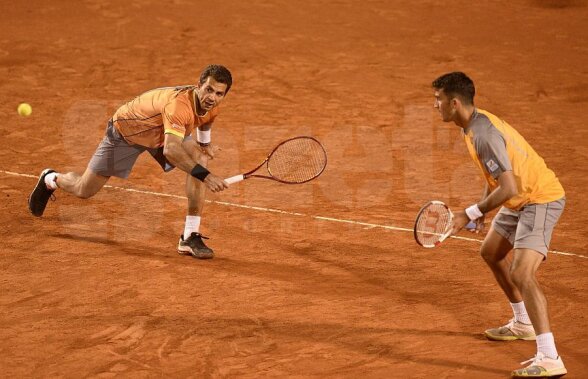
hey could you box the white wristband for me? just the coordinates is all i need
[465,204,483,221]
[196,128,211,145]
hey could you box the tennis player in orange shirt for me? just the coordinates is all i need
[432,72,567,378]
[28,64,232,259]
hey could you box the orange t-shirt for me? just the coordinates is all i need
[463,109,565,210]
[112,86,219,148]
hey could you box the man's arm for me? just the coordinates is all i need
[467,183,490,233]
[455,128,515,233]
[477,170,517,213]
[452,171,517,234]
[163,133,228,192]
[197,123,212,132]
[481,182,490,201]
[196,122,215,159]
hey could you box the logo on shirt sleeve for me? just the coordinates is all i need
[171,123,184,131]
[485,159,500,173]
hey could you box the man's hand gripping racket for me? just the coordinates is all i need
[414,201,479,248]
[225,136,327,185]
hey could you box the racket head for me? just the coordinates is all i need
[414,200,454,248]
[263,136,327,184]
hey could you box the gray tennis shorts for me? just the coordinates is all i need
[88,120,175,178]
[491,198,565,257]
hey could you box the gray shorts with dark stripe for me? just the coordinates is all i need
[491,198,565,257]
[88,121,175,179]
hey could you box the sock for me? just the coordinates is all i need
[536,332,558,359]
[510,301,532,324]
[45,172,59,190]
[183,215,201,240]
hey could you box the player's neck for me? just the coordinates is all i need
[193,90,208,117]
[454,106,475,129]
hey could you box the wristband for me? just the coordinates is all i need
[197,128,211,146]
[465,204,484,221]
[190,164,210,181]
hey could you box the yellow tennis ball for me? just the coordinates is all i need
[17,103,32,117]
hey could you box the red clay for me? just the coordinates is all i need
[1,1,587,377]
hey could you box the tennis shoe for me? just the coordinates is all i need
[28,168,56,217]
[511,352,567,377]
[485,318,536,341]
[178,232,214,259]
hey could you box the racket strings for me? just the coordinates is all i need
[267,138,327,183]
[415,204,451,246]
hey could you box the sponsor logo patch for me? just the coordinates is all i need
[486,159,499,172]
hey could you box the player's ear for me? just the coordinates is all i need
[450,97,460,109]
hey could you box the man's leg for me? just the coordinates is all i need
[28,166,110,217]
[184,140,208,217]
[29,120,142,217]
[176,139,213,259]
[510,249,566,377]
[55,168,110,199]
[510,249,549,335]
[482,226,536,341]
[481,227,521,302]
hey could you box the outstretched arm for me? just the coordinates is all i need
[163,133,228,192]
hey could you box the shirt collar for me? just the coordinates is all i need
[464,108,479,133]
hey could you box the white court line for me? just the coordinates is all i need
[4,169,586,259]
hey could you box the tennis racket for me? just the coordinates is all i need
[225,136,327,185]
[414,200,454,248]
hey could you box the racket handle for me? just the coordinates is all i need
[225,174,245,185]
[466,221,476,229]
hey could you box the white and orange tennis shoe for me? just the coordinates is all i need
[511,352,567,377]
[484,319,536,341]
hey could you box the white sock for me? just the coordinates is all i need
[510,301,532,324]
[183,215,201,240]
[45,172,59,190]
[536,332,558,359]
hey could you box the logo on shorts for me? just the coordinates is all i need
[486,159,499,172]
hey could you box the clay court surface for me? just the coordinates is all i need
[2,0,588,377]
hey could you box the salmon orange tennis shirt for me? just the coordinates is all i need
[112,86,219,148]
[462,109,565,210]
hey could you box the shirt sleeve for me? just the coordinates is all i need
[474,130,512,179]
[163,100,191,139]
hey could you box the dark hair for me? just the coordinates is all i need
[432,72,475,105]
[199,64,233,94]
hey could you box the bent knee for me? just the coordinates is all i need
[480,246,499,264]
[510,268,536,289]
[76,186,98,199]
[75,178,104,199]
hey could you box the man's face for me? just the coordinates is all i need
[433,89,455,122]
[195,77,228,112]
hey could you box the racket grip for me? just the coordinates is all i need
[465,221,476,229]
[225,174,245,185]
